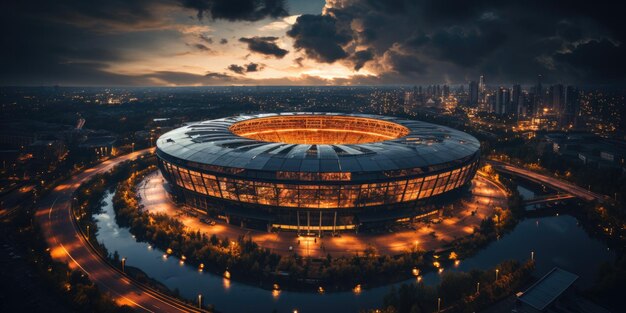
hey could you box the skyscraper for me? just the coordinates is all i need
[533,75,543,116]
[511,84,521,117]
[564,86,580,127]
[442,85,450,98]
[469,81,479,107]
[479,75,485,93]
[495,87,510,115]
[550,84,564,112]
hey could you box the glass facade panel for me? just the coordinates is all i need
[236,180,257,203]
[403,177,423,201]
[298,185,319,208]
[159,159,479,209]
[189,170,207,195]
[178,168,196,192]
[339,184,360,208]
[385,180,406,204]
[202,173,221,197]
[218,177,239,201]
[358,182,387,206]
[319,185,340,208]
[277,184,298,207]
[444,169,461,192]
[418,175,437,199]
[256,182,277,206]
[432,172,450,196]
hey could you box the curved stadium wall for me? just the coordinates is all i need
[156,113,480,232]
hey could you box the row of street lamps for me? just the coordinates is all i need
[117,249,536,312]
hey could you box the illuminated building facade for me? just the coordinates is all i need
[156,113,480,233]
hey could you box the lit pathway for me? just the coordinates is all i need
[35,149,206,313]
[139,172,507,258]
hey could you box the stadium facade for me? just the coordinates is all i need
[156,113,480,233]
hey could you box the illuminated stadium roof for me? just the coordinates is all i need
[156,112,480,174]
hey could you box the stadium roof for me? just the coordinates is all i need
[156,112,480,173]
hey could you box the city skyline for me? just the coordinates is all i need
[3,0,626,87]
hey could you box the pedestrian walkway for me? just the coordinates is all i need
[139,172,507,257]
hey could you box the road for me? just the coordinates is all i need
[522,194,576,205]
[34,149,205,313]
[487,160,607,203]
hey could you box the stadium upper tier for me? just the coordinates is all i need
[156,112,480,182]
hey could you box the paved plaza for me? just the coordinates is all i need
[138,171,507,258]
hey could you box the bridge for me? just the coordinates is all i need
[523,193,577,206]
[486,160,607,203]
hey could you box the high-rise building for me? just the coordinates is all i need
[550,84,564,112]
[495,87,510,115]
[533,75,543,116]
[469,81,479,107]
[479,75,486,93]
[511,84,522,117]
[442,85,450,98]
[521,92,533,117]
[564,86,580,127]
[403,90,416,114]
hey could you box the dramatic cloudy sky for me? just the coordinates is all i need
[2,0,625,86]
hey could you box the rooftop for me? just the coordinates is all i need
[517,267,579,311]
[156,112,480,173]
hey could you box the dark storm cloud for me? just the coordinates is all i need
[199,34,214,44]
[350,49,374,71]
[246,63,261,72]
[181,0,288,21]
[205,72,234,79]
[554,40,626,81]
[286,14,352,63]
[238,36,289,58]
[428,26,506,67]
[294,57,305,67]
[0,0,288,86]
[227,62,263,74]
[384,50,428,76]
[227,64,246,74]
[287,0,626,85]
[2,0,626,86]
[191,43,212,51]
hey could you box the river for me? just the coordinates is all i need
[93,182,614,313]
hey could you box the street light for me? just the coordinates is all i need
[121,257,126,273]
[531,251,534,261]
[198,294,202,309]
[86,225,90,240]
[476,282,480,294]
[495,269,499,281]
[437,297,441,312]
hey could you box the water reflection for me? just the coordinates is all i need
[94,185,614,313]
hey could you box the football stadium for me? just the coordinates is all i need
[156,113,480,233]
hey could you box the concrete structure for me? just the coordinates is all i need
[516,267,578,312]
[515,267,609,313]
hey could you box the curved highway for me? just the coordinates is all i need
[34,149,205,313]
[487,159,608,203]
